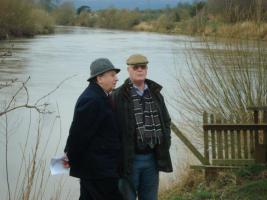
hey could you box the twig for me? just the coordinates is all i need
[5,114,11,200]
[54,102,62,154]
[4,77,30,112]
[14,110,32,200]
[34,75,77,106]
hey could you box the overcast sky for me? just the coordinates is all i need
[64,0,195,10]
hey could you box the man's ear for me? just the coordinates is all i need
[96,75,101,84]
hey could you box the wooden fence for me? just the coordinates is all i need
[203,107,267,166]
[172,107,267,179]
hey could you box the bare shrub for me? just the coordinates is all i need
[0,76,74,200]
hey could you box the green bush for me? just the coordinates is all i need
[74,11,97,27]
[51,2,76,25]
[0,0,34,37]
[31,8,55,34]
[0,0,54,39]
[154,14,175,32]
[96,9,141,30]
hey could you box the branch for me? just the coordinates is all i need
[0,104,51,117]
[0,75,76,117]
[34,75,77,106]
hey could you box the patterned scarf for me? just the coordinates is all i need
[129,82,162,149]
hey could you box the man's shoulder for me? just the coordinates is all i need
[146,79,162,92]
[76,89,100,109]
[76,96,97,108]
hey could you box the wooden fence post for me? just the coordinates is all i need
[223,118,229,160]
[203,111,209,164]
[216,115,223,160]
[230,115,236,159]
[254,109,263,163]
[263,110,267,162]
[210,114,216,160]
[236,116,242,159]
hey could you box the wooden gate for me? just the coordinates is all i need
[203,107,267,166]
[171,106,267,179]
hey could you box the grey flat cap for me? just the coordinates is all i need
[87,58,120,81]
[126,54,149,65]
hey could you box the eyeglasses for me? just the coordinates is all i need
[132,65,147,70]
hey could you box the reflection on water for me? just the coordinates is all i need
[0,26,200,198]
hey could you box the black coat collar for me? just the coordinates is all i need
[88,82,108,98]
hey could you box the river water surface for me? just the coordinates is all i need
[0,26,201,199]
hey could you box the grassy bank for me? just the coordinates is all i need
[0,0,54,39]
[160,165,267,200]
[133,20,267,40]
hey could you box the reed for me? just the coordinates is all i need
[172,23,267,154]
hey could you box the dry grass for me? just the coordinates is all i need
[159,164,267,200]
[216,21,267,40]
[133,22,155,32]
[159,169,204,200]
[172,34,267,143]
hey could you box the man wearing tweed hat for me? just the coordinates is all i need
[64,58,123,200]
[113,54,173,200]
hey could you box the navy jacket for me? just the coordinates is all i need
[64,82,121,179]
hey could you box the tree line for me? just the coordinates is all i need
[50,0,267,39]
[1,0,267,39]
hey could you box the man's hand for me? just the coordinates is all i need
[62,153,70,168]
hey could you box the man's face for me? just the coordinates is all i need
[127,64,147,84]
[97,70,118,92]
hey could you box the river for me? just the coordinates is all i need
[0,26,201,199]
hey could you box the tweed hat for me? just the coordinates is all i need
[87,58,120,81]
[126,54,149,65]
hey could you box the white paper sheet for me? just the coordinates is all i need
[50,155,70,175]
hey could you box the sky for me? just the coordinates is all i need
[63,0,195,10]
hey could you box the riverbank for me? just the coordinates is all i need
[1,0,266,41]
[159,164,267,200]
[133,20,267,41]
[3,20,265,41]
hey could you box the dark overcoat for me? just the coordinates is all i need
[112,79,173,176]
[64,82,121,179]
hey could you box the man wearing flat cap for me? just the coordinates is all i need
[64,58,123,200]
[113,54,173,200]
